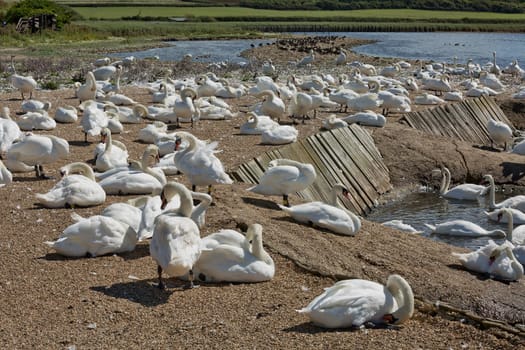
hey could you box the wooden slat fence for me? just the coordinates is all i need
[231,125,392,216]
[401,96,514,145]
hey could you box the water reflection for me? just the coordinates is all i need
[367,190,510,251]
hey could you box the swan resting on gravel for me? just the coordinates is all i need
[297,274,414,328]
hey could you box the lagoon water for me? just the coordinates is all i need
[114,32,525,68]
[366,190,511,251]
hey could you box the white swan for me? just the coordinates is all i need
[16,110,56,131]
[81,100,108,143]
[98,145,166,195]
[485,207,525,225]
[75,71,97,103]
[321,114,348,130]
[342,110,386,127]
[137,186,212,241]
[423,220,505,237]
[0,106,22,155]
[138,121,168,144]
[479,71,505,91]
[35,162,106,208]
[378,90,411,117]
[54,105,78,123]
[6,133,69,179]
[21,99,51,113]
[279,183,361,236]
[381,220,421,234]
[422,75,451,94]
[105,103,147,124]
[191,223,275,283]
[439,167,488,200]
[99,202,142,236]
[486,119,512,151]
[95,128,129,172]
[173,87,198,128]
[297,274,414,328]
[44,213,137,258]
[483,174,525,211]
[296,49,315,68]
[414,93,445,105]
[255,90,286,122]
[452,239,500,273]
[248,158,316,207]
[287,92,314,124]
[260,125,298,145]
[150,182,201,289]
[498,208,525,245]
[9,55,37,100]
[0,159,13,187]
[92,64,118,81]
[487,244,524,281]
[335,49,347,65]
[239,112,279,135]
[173,131,232,194]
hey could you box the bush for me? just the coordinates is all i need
[4,0,81,28]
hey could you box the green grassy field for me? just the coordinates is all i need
[72,7,525,21]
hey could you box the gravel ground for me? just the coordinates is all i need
[1,37,524,349]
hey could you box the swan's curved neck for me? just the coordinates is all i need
[439,168,450,194]
[190,191,212,216]
[387,276,414,324]
[505,210,514,242]
[487,176,497,209]
[177,188,193,218]
[250,230,273,265]
[104,131,113,152]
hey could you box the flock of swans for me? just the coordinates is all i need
[3,44,525,329]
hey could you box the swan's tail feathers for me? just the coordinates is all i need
[35,193,62,209]
[423,223,436,232]
[70,212,84,222]
[278,204,292,212]
[44,241,56,248]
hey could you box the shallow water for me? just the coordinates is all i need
[366,189,512,251]
[115,32,525,68]
[112,38,275,64]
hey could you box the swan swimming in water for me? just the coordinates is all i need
[483,174,525,211]
[424,220,505,238]
[279,183,361,236]
[248,158,316,207]
[150,182,201,290]
[439,167,488,201]
[297,274,414,328]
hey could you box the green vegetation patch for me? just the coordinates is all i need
[72,6,525,21]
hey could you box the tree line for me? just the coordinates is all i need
[239,0,525,13]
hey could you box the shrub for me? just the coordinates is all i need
[4,0,81,28]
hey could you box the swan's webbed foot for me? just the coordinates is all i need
[36,165,53,180]
[207,185,213,195]
[65,202,74,209]
[283,195,290,207]
[157,265,165,290]
[184,269,199,289]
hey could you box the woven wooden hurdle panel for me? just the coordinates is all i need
[401,96,514,145]
[231,125,392,216]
